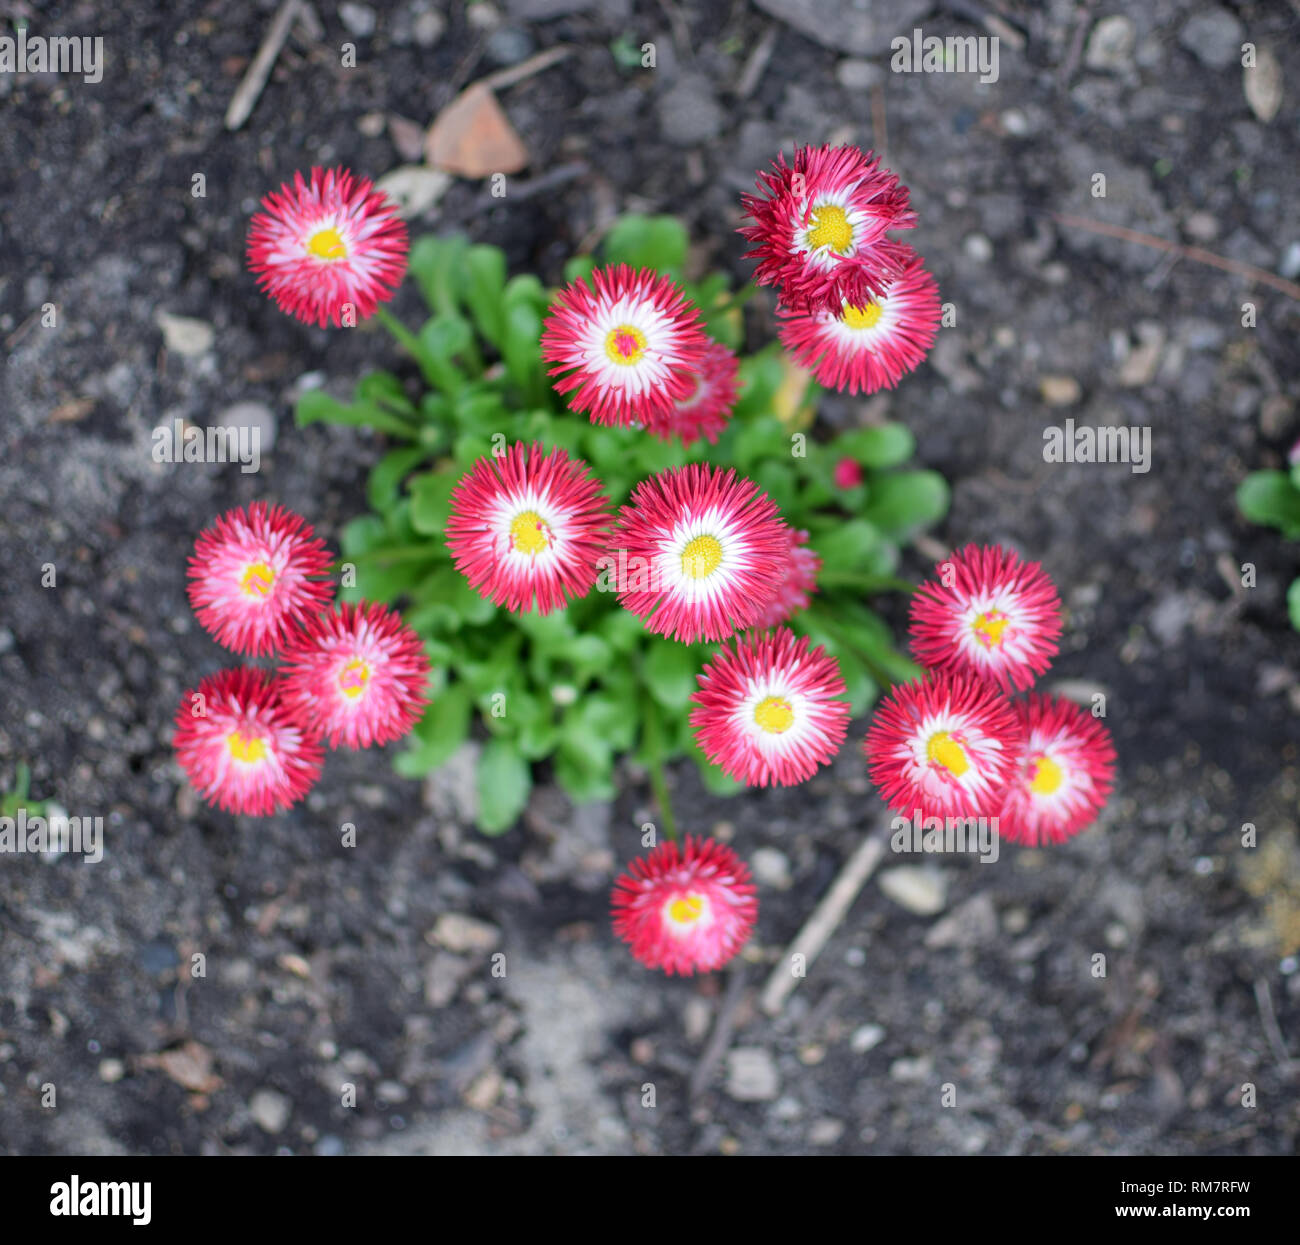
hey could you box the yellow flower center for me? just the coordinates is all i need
[754,695,795,735]
[339,659,371,700]
[604,324,647,365]
[509,510,551,556]
[227,732,267,764]
[926,731,970,778]
[241,562,275,597]
[680,534,723,579]
[842,301,883,330]
[807,203,853,254]
[668,894,706,925]
[306,225,348,260]
[971,611,1010,648]
[1029,754,1064,796]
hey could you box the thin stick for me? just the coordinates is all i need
[871,84,888,165]
[735,24,776,99]
[478,45,573,93]
[1254,978,1298,1078]
[1052,212,1300,302]
[689,962,747,1099]
[225,0,303,131]
[759,825,889,1016]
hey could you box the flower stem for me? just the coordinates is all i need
[648,755,677,841]
[641,698,678,840]
[374,305,439,389]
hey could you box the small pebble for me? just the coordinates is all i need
[850,1024,885,1054]
[249,1088,291,1133]
[726,1047,779,1102]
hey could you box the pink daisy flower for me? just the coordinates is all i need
[864,673,1021,822]
[739,144,916,313]
[610,464,787,644]
[909,544,1063,694]
[445,443,611,614]
[692,628,849,787]
[645,340,739,446]
[833,458,864,490]
[998,695,1117,846]
[247,167,409,328]
[278,602,431,749]
[173,667,323,816]
[187,502,334,657]
[611,836,758,976]
[540,265,708,428]
[777,247,940,394]
[748,528,820,630]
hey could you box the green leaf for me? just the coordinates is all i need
[339,515,390,559]
[463,244,507,345]
[861,471,950,540]
[642,639,699,710]
[832,423,915,468]
[476,738,532,834]
[502,301,544,400]
[393,683,472,777]
[563,255,597,284]
[732,346,785,419]
[810,519,897,578]
[356,370,417,415]
[409,469,460,536]
[367,447,427,513]
[296,389,416,439]
[564,692,636,755]
[1238,471,1300,538]
[561,633,612,681]
[454,386,507,435]
[732,415,787,474]
[418,316,471,393]
[832,649,877,718]
[602,215,688,277]
[555,743,616,803]
[752,461,797,516]
[518,712,561,760]
[599,605,647,652]
[632,434,689,476]
[503,273,549,315]
[408,234,465,315]
[1289,578,1300,631]
[514,607,576,652]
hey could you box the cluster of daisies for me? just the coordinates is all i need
[604,548,1119,977]
[173,503,431,815]
[866,544,1117,847]
[231,153,1099,982]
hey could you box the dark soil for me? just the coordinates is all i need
[1,0,1298,1156]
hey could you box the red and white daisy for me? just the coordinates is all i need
[645,340,739,446]
[187,502,334,657]
[611,464,787,643]
[540,265,708,428]
[692,628,849,787]
[739,144,915,313]
[247,167,409,328]
[173,667,323,816]
[611,836,757,976]
[777,248,940,394]
[864,673,1021,822]
[997,694,1116,846]
[748,528,820,630]
[278,602,431,750]
[445,443,611,614]
[909,544,1062,694]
